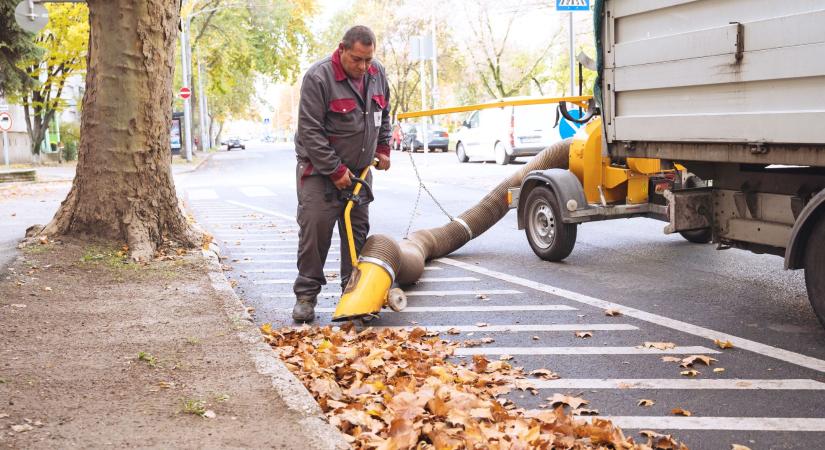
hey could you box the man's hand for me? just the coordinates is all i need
[376,153,391,171]
[333,168,354,190]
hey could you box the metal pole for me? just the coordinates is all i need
[2,131,9,166]
[430,12,438,109]
[569,12,575,96]
[180,19,193,162]
[419,52,428,153]
[196,47,208,152]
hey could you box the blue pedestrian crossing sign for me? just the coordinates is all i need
[556,0,590,11]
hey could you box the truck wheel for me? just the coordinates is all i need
[524,186,577,261]
[456,142,468,163]
[495,142,510,165]
[804,215,825,327]
[680,228,712,244]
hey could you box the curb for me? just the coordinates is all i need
[174,152,214,175]
[201,247,350,450]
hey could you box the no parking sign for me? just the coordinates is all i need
[0,112,11,132]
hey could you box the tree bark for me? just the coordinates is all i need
[41,0,200,261]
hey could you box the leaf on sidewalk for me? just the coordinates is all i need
[604,308,622,316]
[679,355,717,368]
[638,399,655,407]
[731,445,752,450]
[529,369,559,380]
[680,369,700,377]
[714,339,735,349]
[574,331,593,339]
[643,341,676,350]
[671,408,692,416]
[547,393,588,409]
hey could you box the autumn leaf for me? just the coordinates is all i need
[715,339,735,349]
[661,356,682,363]
[575,331,593,339]
[475,322,488,328]
[446,328,460,335]
[547,393,589,409]
[604,308,622,316]
[638,399,655,407]
[201,233,213,250]
[644,341,676,350]
[680,369,700,377]
[714,368,726,373]
[571,408,599,415]
[530,369,559,380]
[499,354,513,361]
[731,445,752,450]
[680,355,717,368]
[480,337,495,344]
[671,408,692,416]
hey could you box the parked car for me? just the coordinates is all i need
[453,101,571,164]
[225,137,245,150]
[401,126,449,152]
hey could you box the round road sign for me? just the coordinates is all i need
[179,87,191,100]
[14,1,49,34]
[0,112,12,132]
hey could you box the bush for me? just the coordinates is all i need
[60,121,80,161]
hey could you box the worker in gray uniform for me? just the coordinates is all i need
[292,25,392,322]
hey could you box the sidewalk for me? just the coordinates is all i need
[0,238,347,449]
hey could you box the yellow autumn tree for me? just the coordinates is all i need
[13,3,88,155]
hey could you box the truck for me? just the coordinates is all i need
[511,1,825,325]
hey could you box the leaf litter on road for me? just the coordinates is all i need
[264,324,689,449]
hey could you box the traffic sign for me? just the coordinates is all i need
[556,0,590,11]
[179,87,191,100]
[0,112,12,132]
[14,1,49,33]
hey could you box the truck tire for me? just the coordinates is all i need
[456,142,468,163]
[524,186,577,261]
[680,228,712,244]
[804,215,825,328]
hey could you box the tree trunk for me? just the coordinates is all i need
[41,0,200,261]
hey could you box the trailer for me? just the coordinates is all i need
[512,0,825,325]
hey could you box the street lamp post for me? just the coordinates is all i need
[179,19,193,162]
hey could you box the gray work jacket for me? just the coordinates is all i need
[295,50,391,183]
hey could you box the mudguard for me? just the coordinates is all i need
[517,168,587,229]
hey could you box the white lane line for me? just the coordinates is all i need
[230,246,304,250]
[225,238,339,243]
[254,279,294,285]
[579,416,825,432]
[245,269,338,273]
[264,292,339,298]
[239,186,276,197]
[455,346,719,356]
[233,259,340,264]
[187,189,219,200]
[417,277,479,282]
[302,305,577,313]
[438,257,825,373]
[227,252,298,256]
[384,324,638,332]
[405,289,522,297]
[528,378,825,390]
[423,267,442,271]
[226,200,297,221]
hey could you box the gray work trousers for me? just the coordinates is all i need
[293,169,371,298]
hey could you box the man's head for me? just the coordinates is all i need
[339,25,375,80]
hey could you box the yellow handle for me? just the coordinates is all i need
[344,165,373,268]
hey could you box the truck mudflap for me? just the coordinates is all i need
[515,169,588,229]
[785,189,825,270]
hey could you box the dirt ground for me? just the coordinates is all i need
[0,238,319,449]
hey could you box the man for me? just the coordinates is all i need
[292,25,392,322]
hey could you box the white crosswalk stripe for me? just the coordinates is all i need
[455,346,719,356]
[383,324,638,333]
[578,416,825,432]
[417,277,479,282]
[239,186,276,197]
[187,189,219,200]
[527,378,825,390]
[288,305,577,313]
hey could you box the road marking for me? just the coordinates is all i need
[233,259,339,264]
[187,189,219,200]
[245,269,339,274]
[405,289,523,297]
[254,279,295,285]
[384,324,638,332]
[438,257,825,373]
[528,378,825,390]
[455,346,719,356]
[264,292,340,298]
[576,416,825,432]
[303,305,577,313]
[227,252,298,256]
[224,238,338,243]
[226,200,297,221]
[239,186,276,197]
[230,245,304,250]
[423,267,442,271]
[417,277,479,282]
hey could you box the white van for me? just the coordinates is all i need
[453,102,571,165]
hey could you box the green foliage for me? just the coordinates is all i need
[184,0,315,124]
[137,352,158,367]
[181,398,207,416]
[59,120,79,161]
[0,0,43,95]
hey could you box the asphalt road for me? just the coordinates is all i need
[179,141,825,450]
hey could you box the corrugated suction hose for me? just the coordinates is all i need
[361,139,571,286]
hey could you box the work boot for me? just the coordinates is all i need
[292,295,317,323]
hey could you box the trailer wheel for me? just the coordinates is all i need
[804,215,825,327]
[524,186,577,261]
[679,228,712,244]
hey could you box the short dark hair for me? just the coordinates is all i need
[341,25,376,50]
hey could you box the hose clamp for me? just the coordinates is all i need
[454,218,474,239]
[359,256,396,282]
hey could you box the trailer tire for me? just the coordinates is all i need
[524,186,577,261]
[804,215,825,328]
[679,228,712,244]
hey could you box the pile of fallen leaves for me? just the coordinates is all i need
[263,324,688,449]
